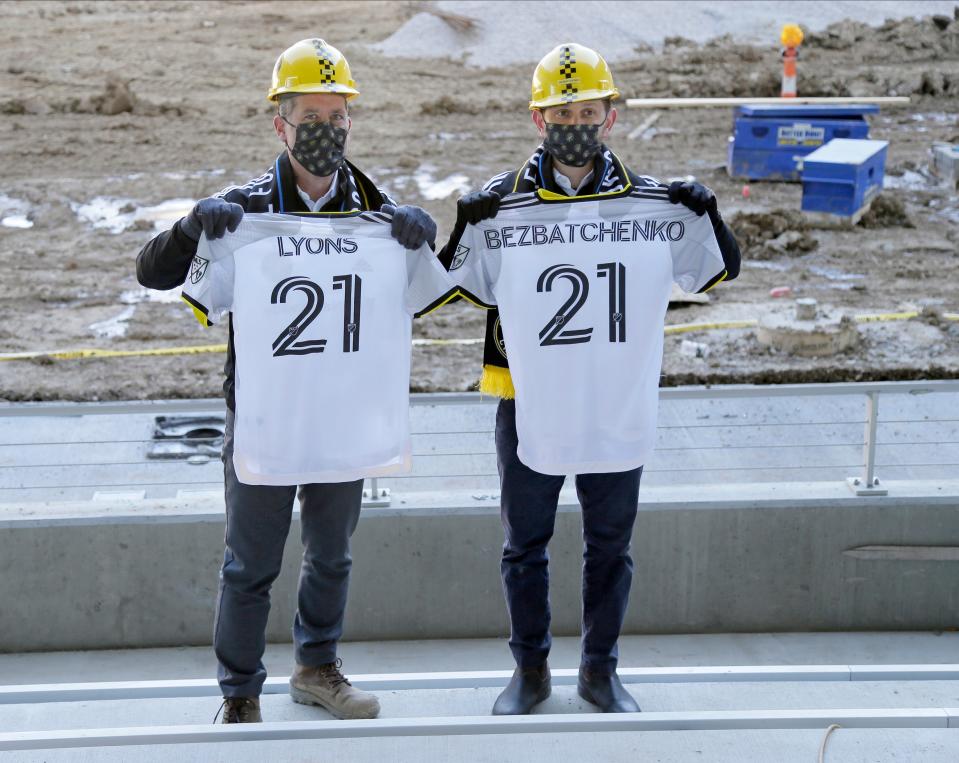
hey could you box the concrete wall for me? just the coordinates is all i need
[2,482,959,652]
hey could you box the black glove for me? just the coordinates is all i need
[457,190,501,225]
[382,204,436,250]
[668,181,721,226]
[180,197,244,241]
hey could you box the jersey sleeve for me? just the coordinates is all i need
[406,243,457,317]
[180,234,235,326]
[448,224,497,308]
[670,213,728,294]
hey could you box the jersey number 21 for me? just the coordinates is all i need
[537,262,626,346]
[270,275,362,357]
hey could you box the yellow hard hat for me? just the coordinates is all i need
[267,39,359,102]
[529,43,619,110]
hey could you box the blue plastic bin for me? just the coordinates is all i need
[800,138,889,218]
[727,104,878,181]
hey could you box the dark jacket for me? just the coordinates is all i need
[136,152,393,410]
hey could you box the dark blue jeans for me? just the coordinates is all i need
[495,399,642,674]
[214,411,364,698]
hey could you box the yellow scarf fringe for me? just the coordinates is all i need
[479,364,515,399]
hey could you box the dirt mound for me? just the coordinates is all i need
[0,76,186,117]
[807,12,958,59]
[859,195,916,228]
[661,364,959,387]
[419,96,522,116]
[727,210,818,258]
[420,96,480,116]
[623,12,959,100]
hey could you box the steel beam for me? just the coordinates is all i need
[5,665,959,705]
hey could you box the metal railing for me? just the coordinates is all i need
[0,381,956,502]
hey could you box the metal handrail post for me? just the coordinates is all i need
[362,477,391,507]
[864,392,880,486]
[847,391,887,496]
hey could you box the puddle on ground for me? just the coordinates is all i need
[744,261,792,272]
[937,206,959,224]
[429,132,475,141]
[118,169,227,182]
[808,266,865,281]
[120,287,183,305]
[428,131,517,142]
[1,215,32,229]
[412,164,471,200]
[89,305,136,338]
[73,197,195,234]
[883,169,930,190]
[373,163,480,200]
[0,193,33,229]
[807,283,858,291]
[910,113,958,124]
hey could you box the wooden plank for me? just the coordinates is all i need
[625,96,911,109]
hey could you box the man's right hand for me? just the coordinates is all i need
[457,190,500,226]
[181,197,244,241]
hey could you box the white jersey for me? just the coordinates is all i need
[452,188,727,475]
[182,212,455,486]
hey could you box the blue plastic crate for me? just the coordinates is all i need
[727,105,878,181]
[800,138,889,219]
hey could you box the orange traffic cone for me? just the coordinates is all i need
[781,24,804,98]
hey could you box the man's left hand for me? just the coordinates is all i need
[668,181,719,224]
[382,204,437,250]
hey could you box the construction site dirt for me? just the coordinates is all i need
[1,1,957,402]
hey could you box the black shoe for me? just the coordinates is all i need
[577,668,640,713]
[214,696,262,723]
[492,663,551,715]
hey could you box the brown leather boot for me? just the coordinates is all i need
[215,696,262,723]
[289,659,380,719]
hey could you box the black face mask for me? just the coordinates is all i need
[543,122,603,167]
[284,118,348,177]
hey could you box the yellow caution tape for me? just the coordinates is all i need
[665,320,758,335]
[854,311,918,323]
[856,311,959,323]
[1,312,955,362]
[0,344,227,361]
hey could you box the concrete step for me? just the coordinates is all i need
[3,678,959,733]
[3,635,959,760]
[1,728,958,763]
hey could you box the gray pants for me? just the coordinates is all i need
[214,411,364,698]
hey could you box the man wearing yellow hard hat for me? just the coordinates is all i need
[441,43,741,715]
[137,39,436,724]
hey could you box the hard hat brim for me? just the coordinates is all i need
[267,83,360,102]
[529,88,620,111]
